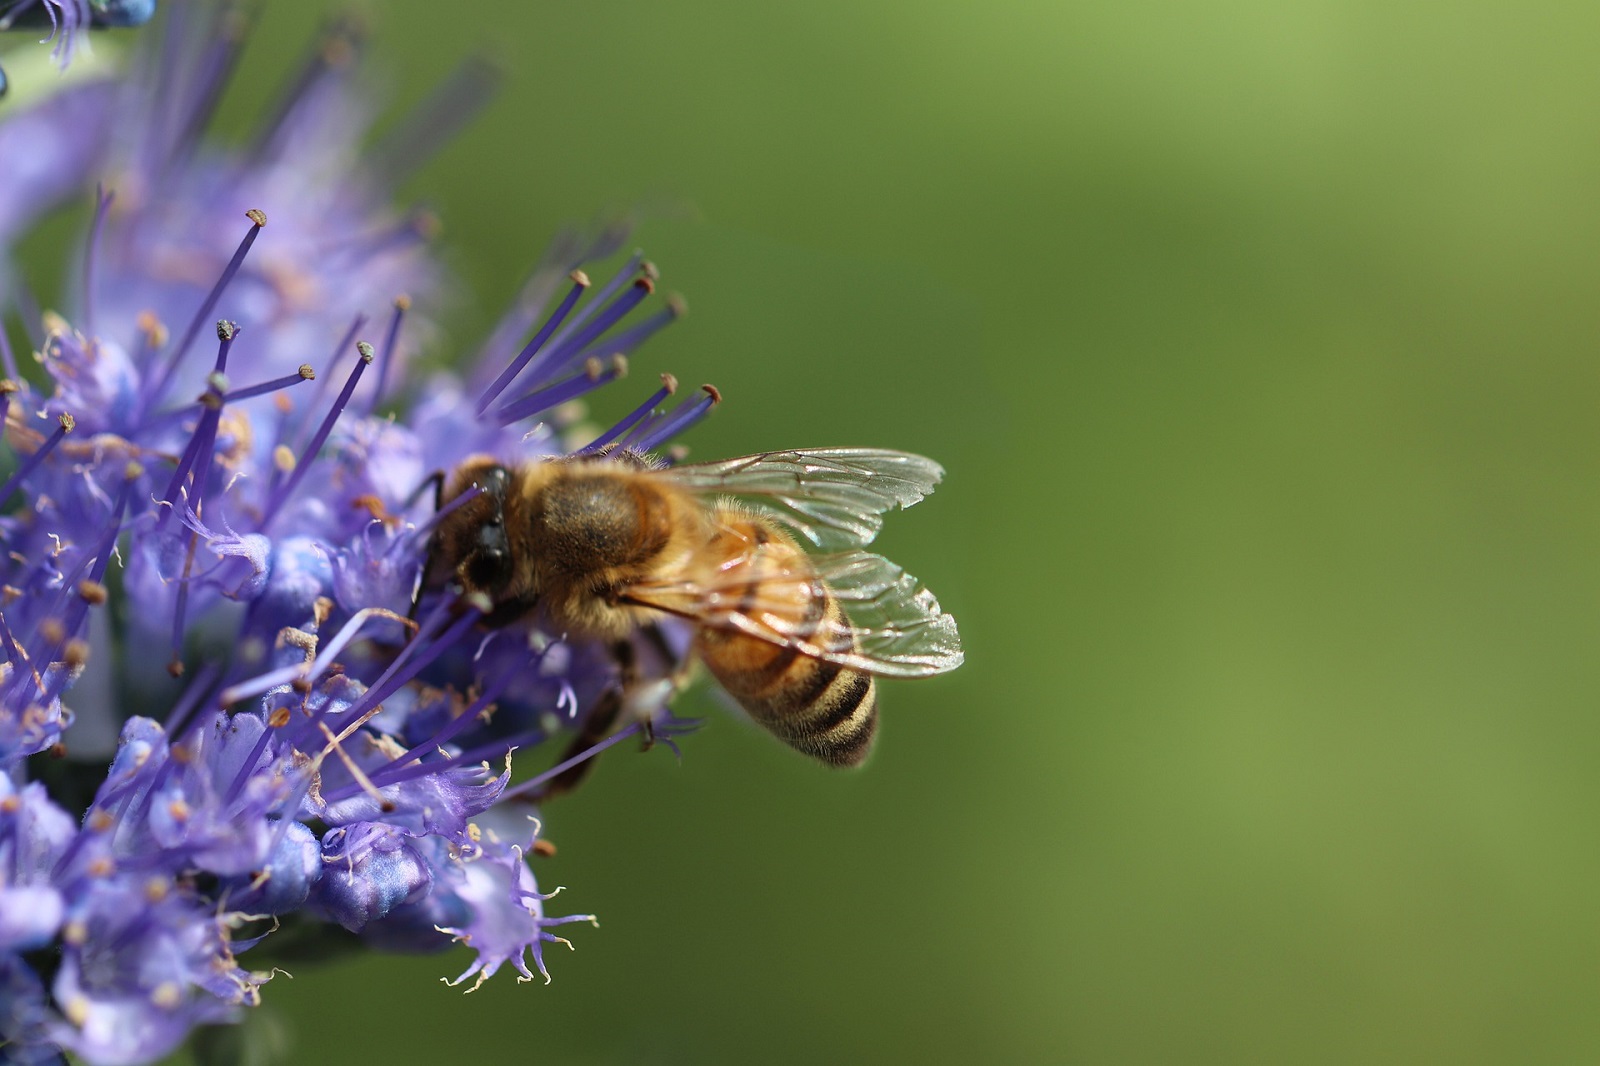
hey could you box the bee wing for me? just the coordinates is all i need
[624,550,963,679]
[663,448,945,549]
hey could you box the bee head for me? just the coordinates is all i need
[445,465,514,596]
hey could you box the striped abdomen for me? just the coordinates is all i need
[693,514,877,767]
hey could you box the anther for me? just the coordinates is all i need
[0,406,75,505]
[77,580,108,605]
[137,311,168,348]
[63,640,89,669]
[222,366,317,404]
[246,208,268,228]
[413,210,443,240]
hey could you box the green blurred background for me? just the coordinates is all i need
[22,0,1600,1061]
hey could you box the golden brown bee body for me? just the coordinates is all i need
[427,447,961,767]
[693,511,879,766]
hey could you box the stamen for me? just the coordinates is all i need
[163,11,249,170]
[222,365,315,404]
[365,53,501,183]
[580,375,677,454]
[133,312,167,367]
[502,724,644,802]
[476,271,590,414]
[162,661,222,735]
[0,610,37,695]
[568,294,683,365]
[370,663,520,779]
[515,252,645,388]
[316,721,393,813]
[335,605,484,727]
[622,384,721,453]
[0,412,74,508]
[250,13,365,160]
[521,275,654,389]
[322,209,439,268]
[49,477,134,652]
[217,606,415,707]
[413,483,482,540]
[369,295,409,411]
[492,355,628,426]
[81,184,114,340]
[272,598,452,751]
[168,530,202,677]
[153,322,238,530]
[287,313,366,447]
[260,339,373,531]
[145,210,265,411]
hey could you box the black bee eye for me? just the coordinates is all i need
[464,519,513,592]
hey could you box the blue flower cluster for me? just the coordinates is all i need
[0,4,702,1061]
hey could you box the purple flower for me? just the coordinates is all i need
[0,1,157,97]
[0,5,703,1062]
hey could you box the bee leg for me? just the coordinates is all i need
[533,633,685,802]
[532,686,624,802]
[404,469,446,513]
[406,470,447,624]
[614,633,659,752]
[639,622,692,687]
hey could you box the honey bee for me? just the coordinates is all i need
[424,445,963,767]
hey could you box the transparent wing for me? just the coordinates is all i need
[663,448,945,549]
[623,550,963,679]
